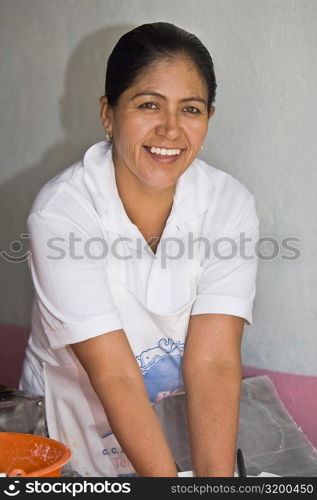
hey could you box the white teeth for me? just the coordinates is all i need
[149,146,181,156]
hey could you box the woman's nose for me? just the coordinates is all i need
[155,112,181,140]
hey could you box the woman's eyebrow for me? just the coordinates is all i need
[131,91,207,107]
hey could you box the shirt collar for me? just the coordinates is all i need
[83,141,215,238]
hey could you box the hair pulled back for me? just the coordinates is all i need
[105,22,217,111]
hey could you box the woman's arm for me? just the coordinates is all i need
[182,313,244,477]
[71,329,178,477]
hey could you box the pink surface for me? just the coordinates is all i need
[0,323,30,387]
[243,365,317,450]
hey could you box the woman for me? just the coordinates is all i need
[20,22,259,477]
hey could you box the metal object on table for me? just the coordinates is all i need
[237,448,247,477]
[0,384,47,436]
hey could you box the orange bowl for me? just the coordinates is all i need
[0,432,71,477]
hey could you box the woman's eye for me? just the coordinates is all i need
[139,102,157,109]
[184,106,200,114]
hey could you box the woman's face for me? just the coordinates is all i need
[100,56,215,192]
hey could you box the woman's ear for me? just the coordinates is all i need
[208,106,216,120]
[99,96,113,132]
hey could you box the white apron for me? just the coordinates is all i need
[43,235,198,477]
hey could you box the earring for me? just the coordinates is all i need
[105,129,113,141]
[200,145,204,151]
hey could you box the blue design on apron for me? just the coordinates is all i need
[136,338,185,402]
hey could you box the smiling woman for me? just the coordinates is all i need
[99,25,216,252]
[100,56,215,249]
[101,58,213,189]
[19,22,259,478]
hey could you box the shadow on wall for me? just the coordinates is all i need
[0,24,135,326]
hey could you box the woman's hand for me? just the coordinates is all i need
[182,313,244,477]
[71,329,178,477]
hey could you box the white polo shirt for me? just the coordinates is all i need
[20,141,259,396]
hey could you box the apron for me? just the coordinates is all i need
[43,233,198,477]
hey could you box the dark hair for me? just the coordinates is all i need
[105,22,217,111]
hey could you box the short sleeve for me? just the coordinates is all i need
[27,211,123,349]
[191,195,259,324]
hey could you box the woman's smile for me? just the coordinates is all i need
[143,145,185,164]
